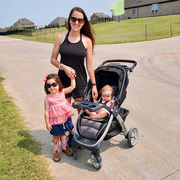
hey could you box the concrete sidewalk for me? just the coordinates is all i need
[0,36,180,179]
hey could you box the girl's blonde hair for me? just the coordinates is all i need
[100,85,114,97]
[44,73,63,94]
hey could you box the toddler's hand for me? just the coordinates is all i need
[64,65,76,79]
[46,123,52,131]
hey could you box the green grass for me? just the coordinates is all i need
[7,14,180,44]
[94,14,180,44]
[0,77,54,180]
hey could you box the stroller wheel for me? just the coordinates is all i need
[72,148,78,160]
[127,128,138,147]
[90,153,102,170]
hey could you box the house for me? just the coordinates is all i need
[116,0,180,20]
[11,18,36,30]
[90,13,111,23]
[48,17,68,27]
[0,27,10,34]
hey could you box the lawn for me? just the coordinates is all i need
[7,14,180,44]
[0,77,54,180]
[94,14,180,44]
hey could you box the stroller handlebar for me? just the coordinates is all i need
[99,59,137,72]
[72,100,111,112]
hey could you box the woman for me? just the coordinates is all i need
[51,7,98,146]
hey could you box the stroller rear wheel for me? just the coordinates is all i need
[127,128,138,147]
[90,153,102,170]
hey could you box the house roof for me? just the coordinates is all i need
[49,17,68,26]
[124,0,173,8]
[0,27,10,32]
[11,18,36,29]
[91,13,110,18]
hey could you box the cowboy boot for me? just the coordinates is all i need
[61,138,73,156]
[52,139,61,162]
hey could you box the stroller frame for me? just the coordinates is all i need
[72,60,138,170]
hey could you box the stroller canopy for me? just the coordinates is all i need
[86,63,129,106]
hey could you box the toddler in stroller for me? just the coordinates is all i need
[72,60,138,170]
[85,84,115,119]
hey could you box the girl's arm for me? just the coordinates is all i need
[44,97,52,131]
[51,33,76,79]
[63,78,76,95]
[85,37,98,100]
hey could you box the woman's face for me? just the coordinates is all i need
[70,10,85,32]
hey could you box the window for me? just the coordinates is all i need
[152,3,158,13]
[132,8,136,14]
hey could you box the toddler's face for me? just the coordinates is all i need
[101,92,112,102]
[46,78,59,95]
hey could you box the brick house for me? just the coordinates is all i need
[11,18,36,30]
[118,0,180,20]
[48,17,68,27]
[90,13,111,23]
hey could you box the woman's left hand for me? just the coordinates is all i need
[92,85,98,100]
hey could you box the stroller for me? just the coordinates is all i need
[72,59,138,170]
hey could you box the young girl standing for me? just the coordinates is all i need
[44,73,75,162]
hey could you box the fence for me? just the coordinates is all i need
[3,22,180,44]
[95,22,180,44]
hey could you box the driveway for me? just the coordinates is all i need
[0,35,179,180]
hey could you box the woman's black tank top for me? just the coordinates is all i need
[58,33,87,88]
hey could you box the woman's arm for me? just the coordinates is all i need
[50,33,76,79]
[85,37,98,100]
[44,97,52,131]
[50,34,62,69]
[63,78,76,95]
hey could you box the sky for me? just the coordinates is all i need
[0,0,118,29]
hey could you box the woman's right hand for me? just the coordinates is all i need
[62,64,76,79]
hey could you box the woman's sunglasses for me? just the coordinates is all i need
[70,17,84,24]
[46,82,58,88]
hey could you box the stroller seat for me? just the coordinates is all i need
[78,113,109,140]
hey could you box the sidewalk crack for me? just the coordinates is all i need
[160,169,180,180]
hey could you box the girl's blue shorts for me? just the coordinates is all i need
[50,118,74,136]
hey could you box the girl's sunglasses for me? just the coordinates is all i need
[70,17,84,24]
[46,82,58,88]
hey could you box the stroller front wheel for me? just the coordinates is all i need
[90,153,102,170]
[72,148,78,160]
[127,128,138,147]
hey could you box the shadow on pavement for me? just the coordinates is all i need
[17,129,131,171]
